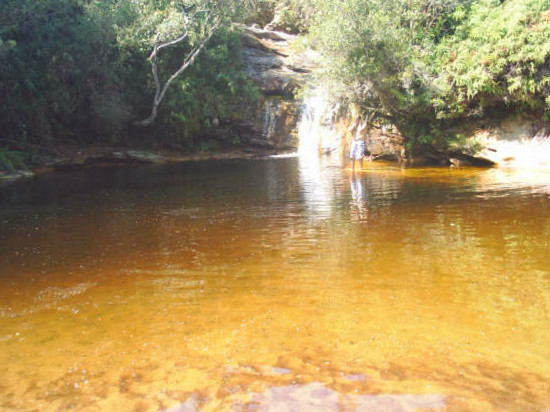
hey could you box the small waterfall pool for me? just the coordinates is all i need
[1,156,548,412]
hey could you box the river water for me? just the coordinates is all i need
[1,155,549,412]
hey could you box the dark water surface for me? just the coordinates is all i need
[1,156,549,412]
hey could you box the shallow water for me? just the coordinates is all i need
[1,156,549,412]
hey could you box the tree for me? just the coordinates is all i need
[133,0,251,126]
[306,0,550,148]
[0,0,260,148]
[309,0,468,136]
[429,0,550,119]
[0,0,118,142]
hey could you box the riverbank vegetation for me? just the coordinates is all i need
[1,0,549,171]
[306,0,550,152]
[0,0,261,171]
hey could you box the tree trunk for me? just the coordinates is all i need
[134,21,221,126]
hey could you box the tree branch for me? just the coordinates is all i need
[134,17,221,126]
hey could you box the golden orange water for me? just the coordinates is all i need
[1,157,549,412]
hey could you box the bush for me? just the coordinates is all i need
[307,0,550,149]
[0,147,27,172]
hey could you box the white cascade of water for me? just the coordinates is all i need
[297,90,340,157]
[297,91,325,156]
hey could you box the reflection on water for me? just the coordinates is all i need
[298,155,336,220]
[350,172,369,223]
[1,158,549,412]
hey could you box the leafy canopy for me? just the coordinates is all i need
[0,0,260,146]
[307,0,550,145]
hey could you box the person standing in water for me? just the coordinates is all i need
[349,116,369,172]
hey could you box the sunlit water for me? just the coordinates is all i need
[1,157,549,412]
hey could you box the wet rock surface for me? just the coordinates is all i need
[0,146,279,179]
[236,25,317,151]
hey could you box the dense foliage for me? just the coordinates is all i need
[1,0,548,170]
[307,0,550,148]
[0,0,260,157]
[431,0,550,118]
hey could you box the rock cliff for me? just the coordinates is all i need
[236,25,317,151]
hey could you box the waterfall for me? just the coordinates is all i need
[297,90,325,156]
[262,99,278,143]
[297,90,340,157]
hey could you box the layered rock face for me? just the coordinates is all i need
[236,25,315,151]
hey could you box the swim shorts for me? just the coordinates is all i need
[349,140,365,160]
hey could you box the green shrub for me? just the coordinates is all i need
[0,147,27,172]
